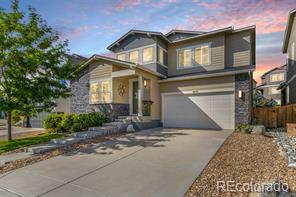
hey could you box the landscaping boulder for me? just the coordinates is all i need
[252,125,266,135]
[126,124,135,132]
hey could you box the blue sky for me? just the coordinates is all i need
[1,0,296,82]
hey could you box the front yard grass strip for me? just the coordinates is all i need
[0,133,64,154]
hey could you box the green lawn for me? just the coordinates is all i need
[0,133,64,154]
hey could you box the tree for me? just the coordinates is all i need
[0,0,77,140]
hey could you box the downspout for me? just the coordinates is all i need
[249,70,254,124]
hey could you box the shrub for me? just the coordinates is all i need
[43,112,107,133]
[238,124,254,134]
[43,114,64,133]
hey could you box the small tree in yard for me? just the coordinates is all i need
[0,0,77,140]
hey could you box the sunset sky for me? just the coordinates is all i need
[1,0,296,84]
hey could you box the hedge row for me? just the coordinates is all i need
[43,112,108,133]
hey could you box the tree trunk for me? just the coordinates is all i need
[7,112,12,141]
[26,116,31,128]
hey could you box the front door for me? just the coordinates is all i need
[132,81,138,114]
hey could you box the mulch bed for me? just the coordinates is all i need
[0,133,124,174]
[185,132,296,197]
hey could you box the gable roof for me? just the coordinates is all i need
[165,29,205,37]
[283,8,296,53]
[107,26,255,51]
[107,29,170,51]
[261,65,287,78]
[76,54,166,78]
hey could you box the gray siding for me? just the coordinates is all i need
[167,34,225,77]
[112,34,156,53]
[289,78,296,104]
[287,15,296,81]
[225,31,251,68]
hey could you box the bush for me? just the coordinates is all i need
[43,114,64,133]
[237,124,254,134]
[43,112,108,133]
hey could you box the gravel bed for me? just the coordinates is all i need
[0,133,124,174]
[185,132,296,197]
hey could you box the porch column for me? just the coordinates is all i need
[138,75,143,116]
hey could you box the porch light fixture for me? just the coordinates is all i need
[238,90,244,100]
[144,79,148,87]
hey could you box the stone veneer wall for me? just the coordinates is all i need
[70,67,129,120]
[235,73,252,126]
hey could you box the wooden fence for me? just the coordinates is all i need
[253,104,296,128]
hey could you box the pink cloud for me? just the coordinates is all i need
[189,0,296,34]
[114,0,178,11]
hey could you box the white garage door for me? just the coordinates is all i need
[162,92,235,130]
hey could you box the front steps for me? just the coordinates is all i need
[26,117,133,154]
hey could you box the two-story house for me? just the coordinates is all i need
[281,8,296,105]
[70,26,256,130]
[256,65,287,105]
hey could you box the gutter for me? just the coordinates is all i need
[158,67,255,83]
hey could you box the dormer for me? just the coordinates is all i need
[107,30,169,76]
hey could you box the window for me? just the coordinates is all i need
[142,47,154,63]
[158,47,164,65]
[268,87,280,95]
[129,50,139,64]
[270,73,284,82]
[117,53,126,61]
[178,44,210,68]
[178,49,192,68]
[90,80,111,104]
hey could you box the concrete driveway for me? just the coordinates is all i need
[0,128,232,197]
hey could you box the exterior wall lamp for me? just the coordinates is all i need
[238,90,244,100]
[143,79,148,87]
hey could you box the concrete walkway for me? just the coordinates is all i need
[0,127,45,141]
[0,128,232,197]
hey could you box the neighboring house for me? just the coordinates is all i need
[281,8,296,105]
[256,65,287,105]
[70,26,256,130]
[55,54,87,114]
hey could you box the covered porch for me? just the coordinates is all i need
[72,55,162,124]
[112,66,155,118]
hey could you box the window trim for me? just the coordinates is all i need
[142,46,154,64]
[270,72,284,82]
[129,49,140,64]
[176,43,211,69]
[89,78,112,104]
[115,44,156,65]
[157,45,168,68]
[116,53,126,61]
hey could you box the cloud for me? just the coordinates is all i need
[54,25,89,39]
[189,0,296,34]
[114,0,178,11]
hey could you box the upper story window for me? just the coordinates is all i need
[142,47,154,63]
[178,49,192,68]
[158,46,167,66]
[90,79,112,104]
[117,53,126,61]
[177,43,210,69]
[268,87,280,95]
[158,47,164,65]
[270,73,284,82]
[129,50,139,64]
